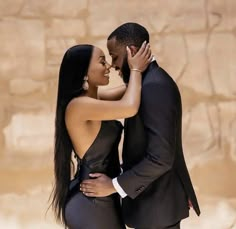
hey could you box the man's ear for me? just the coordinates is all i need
[129,45,138,57]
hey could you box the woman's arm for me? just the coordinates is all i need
[66,42,151,121]
[98,85,126,101]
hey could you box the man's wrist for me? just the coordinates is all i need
[110,179,117,194]
[112,177,127,198]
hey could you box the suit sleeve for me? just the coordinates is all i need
[117,83,178,199]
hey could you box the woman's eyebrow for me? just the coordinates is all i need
[99,55,106,60]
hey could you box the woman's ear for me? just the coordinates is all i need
[129,45,138,57]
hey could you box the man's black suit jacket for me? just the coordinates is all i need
[118,61,200,228]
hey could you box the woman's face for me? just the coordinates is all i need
[87,47,110,87]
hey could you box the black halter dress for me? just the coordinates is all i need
[65,120,125,229]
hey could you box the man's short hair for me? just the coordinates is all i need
[107,22,149,47]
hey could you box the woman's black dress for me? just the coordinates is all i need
[65,120,126,229]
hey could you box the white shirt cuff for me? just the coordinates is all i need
[112,177,127,198]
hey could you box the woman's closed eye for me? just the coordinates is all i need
[100,60,106,65]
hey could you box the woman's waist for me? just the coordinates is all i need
[76,163,120,182]
[68,164,120,198]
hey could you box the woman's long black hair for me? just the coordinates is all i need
[51,44,94,225]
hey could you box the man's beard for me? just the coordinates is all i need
[121,55,130,84]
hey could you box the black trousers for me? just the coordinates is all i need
[136,221,180,229]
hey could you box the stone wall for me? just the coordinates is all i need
[0,0,236,203]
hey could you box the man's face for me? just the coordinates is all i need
[107,38,130,84]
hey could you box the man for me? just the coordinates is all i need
[81,22,200,229]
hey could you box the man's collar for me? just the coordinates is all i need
[142,57,159,77]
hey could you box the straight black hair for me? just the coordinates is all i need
[51,44,94,225]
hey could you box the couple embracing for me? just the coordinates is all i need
[51,22,200,229]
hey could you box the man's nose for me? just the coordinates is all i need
[105,62,112,74]
[110,60,116,69]
[106,61,112,70]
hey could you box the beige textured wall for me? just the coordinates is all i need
[0,0,236,228]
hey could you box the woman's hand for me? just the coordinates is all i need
[127,41,152,72]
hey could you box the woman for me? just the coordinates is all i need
[51,41,151,229]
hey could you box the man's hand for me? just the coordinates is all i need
[80,173,116,197]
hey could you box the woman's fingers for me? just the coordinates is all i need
[126,46,132,59]
[147,45,152,58]
[145,49,152,64]
[142,43,151,58]
[135,40,147,56]
[127,40,152,71]
[131,40,151,58]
